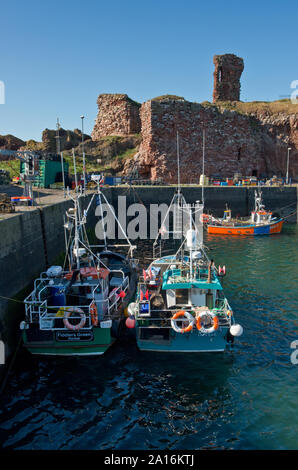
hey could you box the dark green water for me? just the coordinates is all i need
[0,226,297,450]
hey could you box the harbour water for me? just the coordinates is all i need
[0,225,297,450]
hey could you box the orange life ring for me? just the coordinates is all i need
[196,311,219,334]
[171,310,194,334]
[63,307,86,331]
[90,302,98,326]
[201,213,210,223]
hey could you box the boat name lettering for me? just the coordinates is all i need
[56,331,94,342]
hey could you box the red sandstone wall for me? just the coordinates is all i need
[213,54,244,102]
[126,98,297,183]
[92,94,141,140]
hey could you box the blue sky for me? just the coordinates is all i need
[0,0,297,141]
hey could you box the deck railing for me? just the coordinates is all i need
[136,304,232,329]
[24,275,130,330]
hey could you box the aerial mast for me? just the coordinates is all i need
[81,115,86,195]
[56,118,66,198]
[177,131,181,195]
[202,127,205,206]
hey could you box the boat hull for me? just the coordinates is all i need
[207,219,283,235]
[22,325,114,356]
[136,325,231,353]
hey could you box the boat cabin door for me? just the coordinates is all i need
[190,288,206,307]
[166,289,176,308]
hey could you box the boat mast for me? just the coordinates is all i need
[96,179,108,252]
[81,115,86,195]
[202,128,205,206]
[72,148,81,269]
[189,206,193,280]
[177,131,181,196]
[176,130,184,245]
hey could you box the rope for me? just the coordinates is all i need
[274,201,297,212]
[0,294,25,304]
[282,210,297,220]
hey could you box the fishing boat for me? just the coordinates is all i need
[126,132,243,353]
[127,190,243,352]
[20,176,138,356]
[206,189,284,235]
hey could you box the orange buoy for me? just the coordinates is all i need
[90,302,98,327]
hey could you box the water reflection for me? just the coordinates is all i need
[0,225,297,450]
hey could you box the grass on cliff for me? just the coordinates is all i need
[0,159,20,178]
[201,98,297,115]
[63,146,138,175]
[0,145,138,180]
[152,94,185,101]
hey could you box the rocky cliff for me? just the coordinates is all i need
[41,128,91,153]
[0,135,25,157]
[1,129,92,155]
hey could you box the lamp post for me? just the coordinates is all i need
[81,115,86,194]
[286,147,291,185]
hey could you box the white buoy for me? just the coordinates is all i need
[191,250,202,260]
[128,302,137,316]
[73,247,86,258]
[230,324,243,337]
[186,229,197,249]
[46,266,63,278]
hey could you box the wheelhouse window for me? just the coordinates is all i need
[175,289,189,305]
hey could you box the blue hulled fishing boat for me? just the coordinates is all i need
[127,188,243,353]
[127,131,243,353]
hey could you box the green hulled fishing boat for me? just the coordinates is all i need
[20,177,137,356]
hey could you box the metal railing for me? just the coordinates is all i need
[137,313,231,329]
[24,274,130,330]
[136,301,232,329]
[38,303,92,331]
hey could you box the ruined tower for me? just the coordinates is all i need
[92,94,141,140]
[213,54,244,102]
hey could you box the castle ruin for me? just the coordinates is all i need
[91,94,141,140]
[213,54,244,102]
[90,55,297,180]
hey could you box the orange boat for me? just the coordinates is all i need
[206,190,284,236]
[207,219,284,235]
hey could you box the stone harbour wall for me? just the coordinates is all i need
[0,196,97,367]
